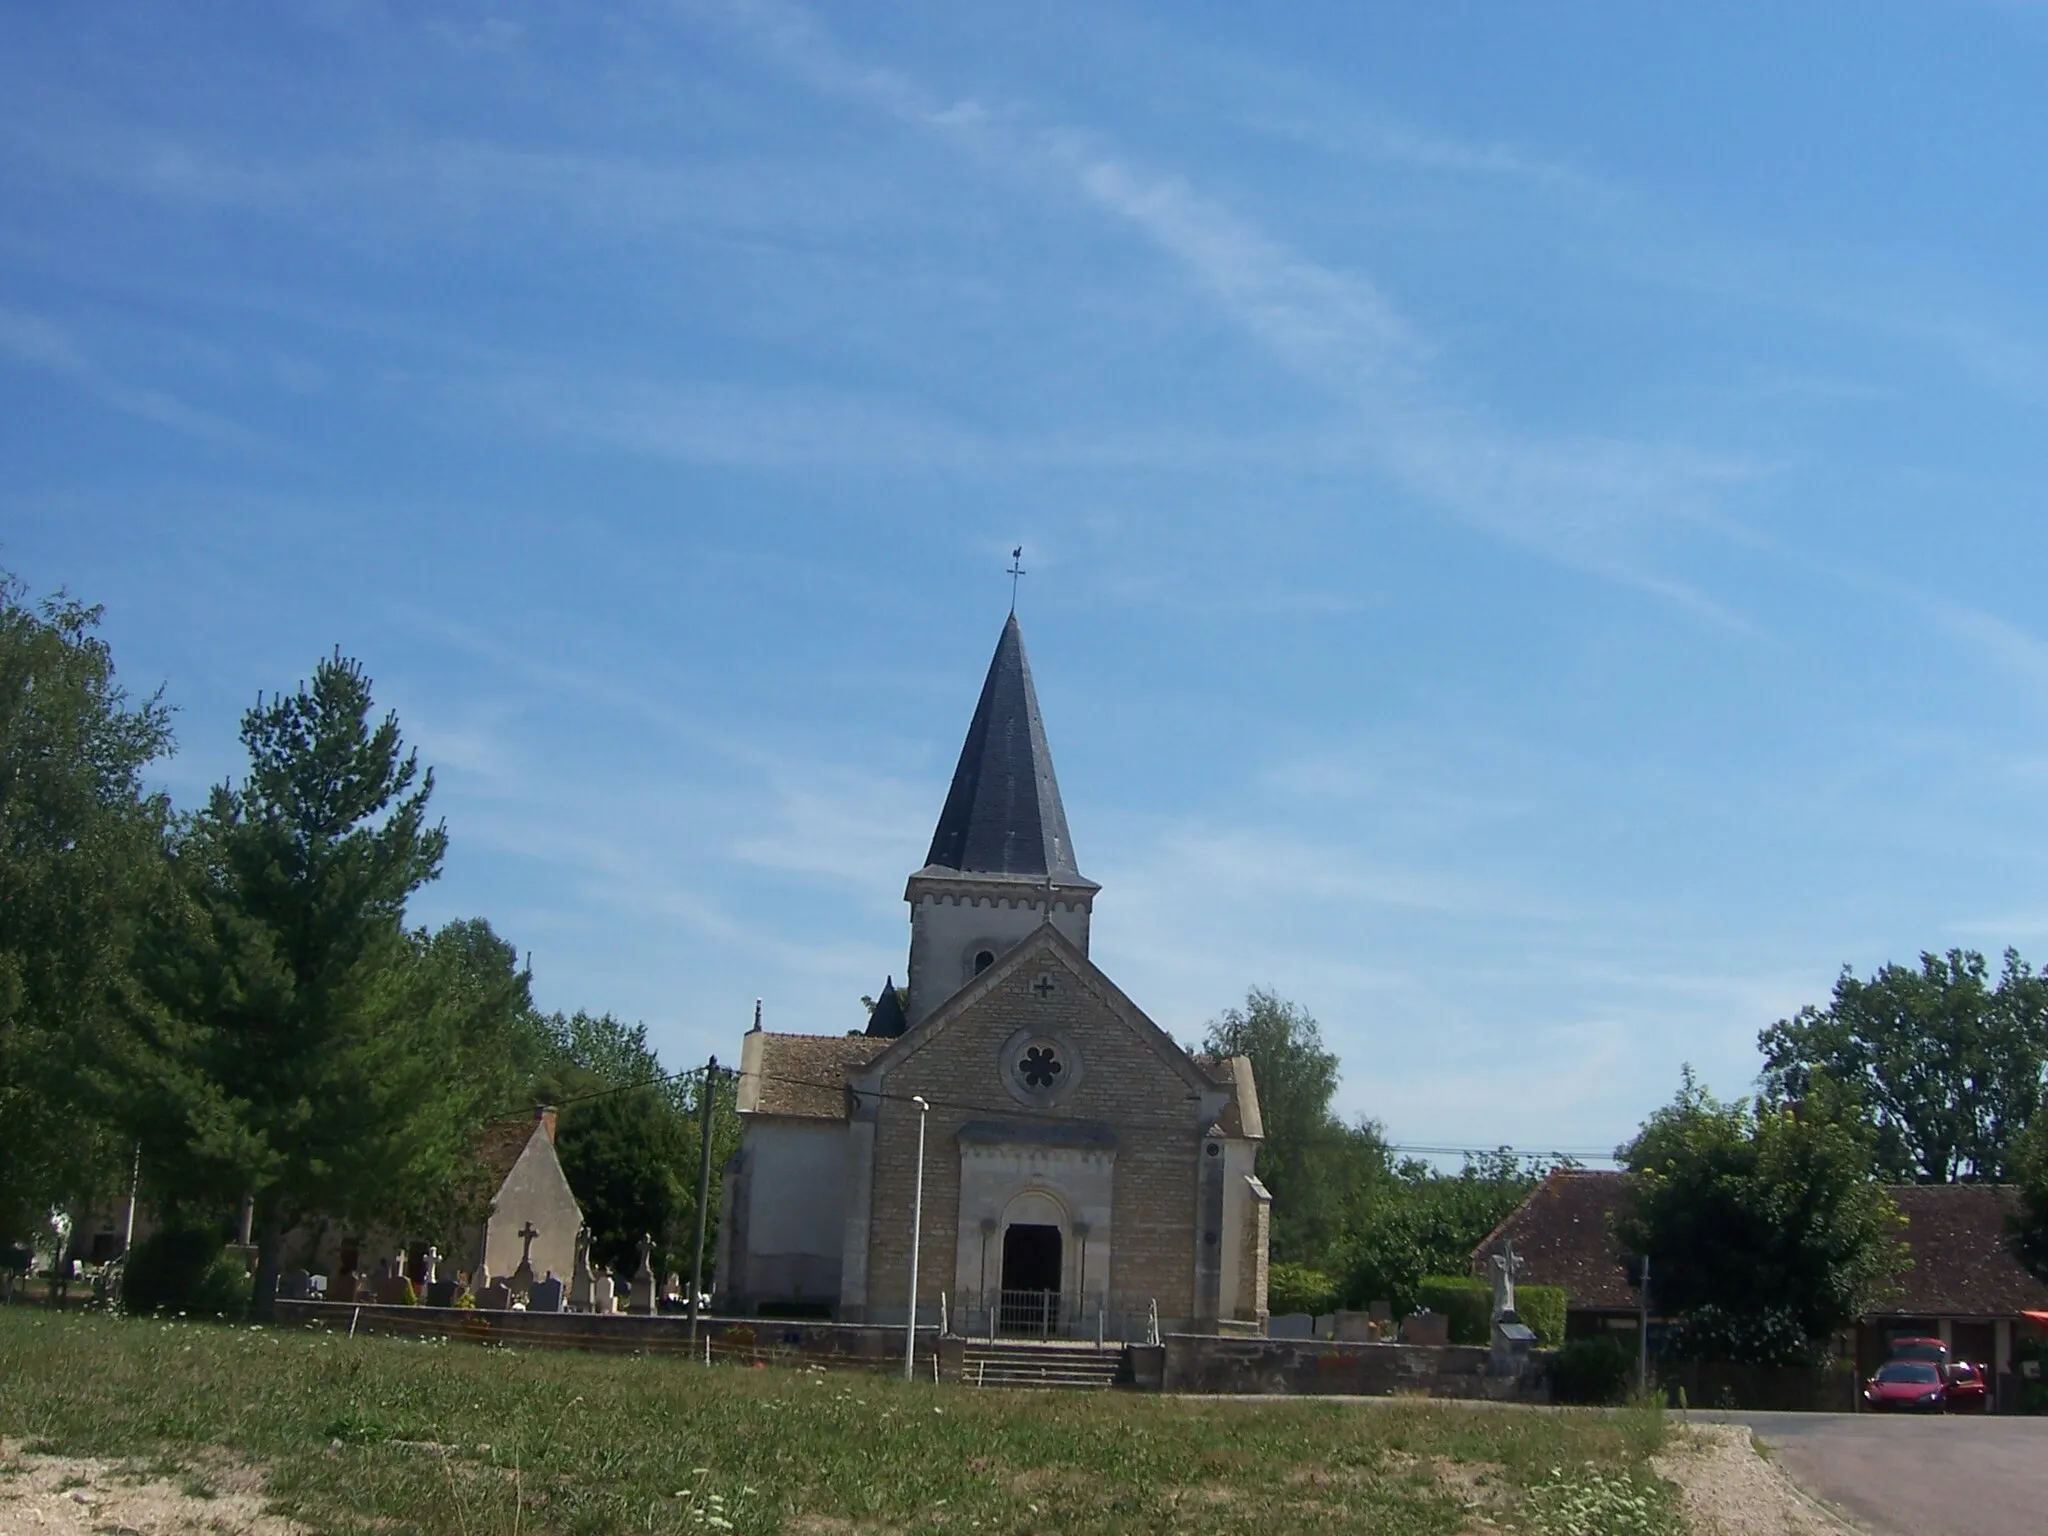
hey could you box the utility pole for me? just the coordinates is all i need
[905,1095,930,1381]
[687,1054,719,1350]
[1637,1254,1651,1400]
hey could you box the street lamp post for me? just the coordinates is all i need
[905,1095,930,1382]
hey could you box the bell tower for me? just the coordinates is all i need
[904,615,1098,1023]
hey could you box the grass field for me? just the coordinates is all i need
[0,1309,1681,1534]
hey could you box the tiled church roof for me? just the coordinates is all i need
[739,1032,891,1118]
[919,615,1092,885]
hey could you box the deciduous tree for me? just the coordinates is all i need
[0,573,172,1243]
[1615,1070,1903,1363]
[1203,988,1389,1266]
[1759,949,2048,1182]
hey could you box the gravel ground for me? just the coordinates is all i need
[1652,1423,1858,1536]
[0,1440,305,1535]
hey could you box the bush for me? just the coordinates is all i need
[122,1226,250,1318]
[1268,1262,1339,1317]
[1518,1283,1567,1347]
[1551,1334,1633,1405]
[1415,1275,1491,1344]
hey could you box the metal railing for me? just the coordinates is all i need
[950,1289,1163,1344]
[995,1288,1061,1338]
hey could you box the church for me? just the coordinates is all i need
[716,614,1271,1339]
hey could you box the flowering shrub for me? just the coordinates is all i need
[1519,1464,1678,1536]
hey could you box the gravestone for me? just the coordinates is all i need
[373,1258,414,1307]
[278,1269,311,1302]
[568,1228,594,1313]
[511,1222,540,1300]
[421,1246,441,1285]
[591,1266,616,1315]
[1267,1313,1314,1340]
[479,1278,514,1311]
[627,1233,656,1316]
[1399,1310,1449,1346]
[425,1278,460,1308]
[1333,1309,1375,1342]
[663,1271,683,1303]
[529,1272,565,1313]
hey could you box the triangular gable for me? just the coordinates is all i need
[494,1121,585,1229]
[854,921,1222,1107]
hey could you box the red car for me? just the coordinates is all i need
[1865,1359,1950,1412]
[1886,1336,1950,1368]
[1942,1360,1990,1412]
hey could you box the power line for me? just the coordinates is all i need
[742,1066,1619,1163]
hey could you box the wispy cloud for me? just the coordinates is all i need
[0,308,262,449]
[715,1,1763,625]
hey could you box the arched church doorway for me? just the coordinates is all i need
[999,1222,1062,1337]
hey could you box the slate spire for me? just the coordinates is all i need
[865,977,907,1039]
[922,614,1085,882]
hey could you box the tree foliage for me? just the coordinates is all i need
[1759,949,2048,1182]
[1202,988,1388,1264]
[2011,1112,2048,1283]
[1615,1070,1904,1363]
[1201,989,1543,1316]
[0,573,174,1243]
[537,1011,739,1280]
[122,654,515,1314]
[1336,1150,1543,1318]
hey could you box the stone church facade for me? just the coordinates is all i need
[717,615,1270,1338]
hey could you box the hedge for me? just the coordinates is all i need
[1518,1284,1567,1347]
[1414,1276,1567,1347]
[1415,1276,1491,1344]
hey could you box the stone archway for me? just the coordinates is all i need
[997,1189,1066,1336]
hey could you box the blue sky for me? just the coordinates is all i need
[7,2,2048,1159]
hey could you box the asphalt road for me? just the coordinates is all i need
[1704,1411,2048,1536]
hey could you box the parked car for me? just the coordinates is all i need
[1942,1359,1990,1413]
[1864,1359,1949,1412]
[1885,1336,1950,1367]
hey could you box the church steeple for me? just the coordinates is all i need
[903,614,1098,1024]
[922,614,1084,882]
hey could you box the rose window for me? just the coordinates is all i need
[1019,1045,1063,1090]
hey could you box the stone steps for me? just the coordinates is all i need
[962,1344,1124,1390]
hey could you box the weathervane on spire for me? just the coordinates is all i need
[1008,546,1026,614]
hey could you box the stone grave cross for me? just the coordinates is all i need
[1490,1240,1522,1322]
[511,1222,540,1299]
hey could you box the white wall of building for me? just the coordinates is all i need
[740,1118,851,1304]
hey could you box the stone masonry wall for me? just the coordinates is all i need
[861,946,1211,1327]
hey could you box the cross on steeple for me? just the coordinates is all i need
[1008,546,1026,613]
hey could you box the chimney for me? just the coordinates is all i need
[536,1104,558,1143]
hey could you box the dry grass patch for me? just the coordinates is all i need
[0,1437,307,1534]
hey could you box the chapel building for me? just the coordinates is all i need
[716,615,1271,1338]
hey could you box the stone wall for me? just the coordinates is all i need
[1160,1334,1552,1401]
[277,1299,934,1370]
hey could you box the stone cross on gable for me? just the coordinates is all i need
[518,1221,540,1268]
[1490,1240,1522,1321]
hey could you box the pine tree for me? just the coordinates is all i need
[126,653,473,1315]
